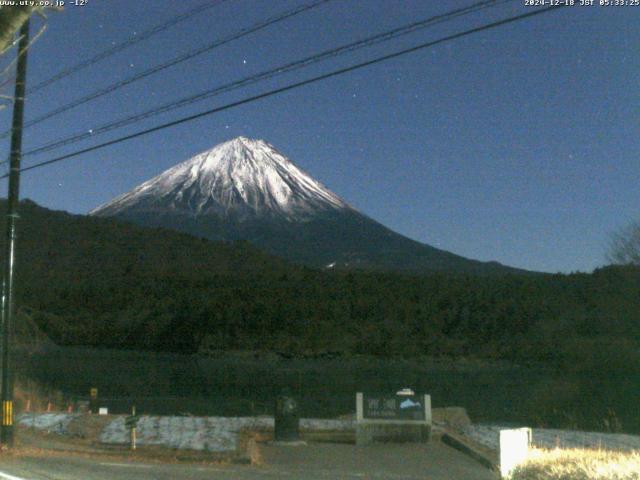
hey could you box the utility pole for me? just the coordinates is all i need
[1,18,30,447]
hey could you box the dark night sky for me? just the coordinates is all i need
[0,0,637,273]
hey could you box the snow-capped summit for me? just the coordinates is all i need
[91,137,349,221]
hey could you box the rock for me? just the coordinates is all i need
[433,407,471,430]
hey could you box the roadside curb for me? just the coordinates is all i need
[15,426,243,465]
[441,429,498,472]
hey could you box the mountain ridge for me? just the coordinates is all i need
[91,137,533,275]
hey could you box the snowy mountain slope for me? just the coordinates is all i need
[91,137,528,275]
[91,137,349,221]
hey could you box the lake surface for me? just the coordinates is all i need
[17,346,639,433]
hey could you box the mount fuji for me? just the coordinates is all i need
[91,137,523,274]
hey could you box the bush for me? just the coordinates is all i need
[510,448,640,480]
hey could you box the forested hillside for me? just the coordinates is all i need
[3,200,639,371]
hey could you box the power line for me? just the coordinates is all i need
[22,0,513,159]
[27,0,232,94]
[0,5,565,180]
[0,0,332,139]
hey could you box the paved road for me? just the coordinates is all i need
[0,441,497,479]
[259,441,498,479]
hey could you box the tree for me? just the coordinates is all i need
[0,6,60,112]
[0,6,35,54]
[608,221,640,266]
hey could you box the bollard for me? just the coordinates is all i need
[274,390,299,442]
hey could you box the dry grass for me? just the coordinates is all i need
[510,447,640,480]
[237,428,272,465]
[14,379,68,412]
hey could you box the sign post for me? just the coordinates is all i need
[125,406,140,451]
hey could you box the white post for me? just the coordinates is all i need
[423,395,432,426]
[356,392,363,422]
[499,427,531,478]
[130,406,137,451]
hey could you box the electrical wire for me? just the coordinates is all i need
[0,5,565,180]
[26,0,232,94]
[22,0,514,158]
[0,0,332,139]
